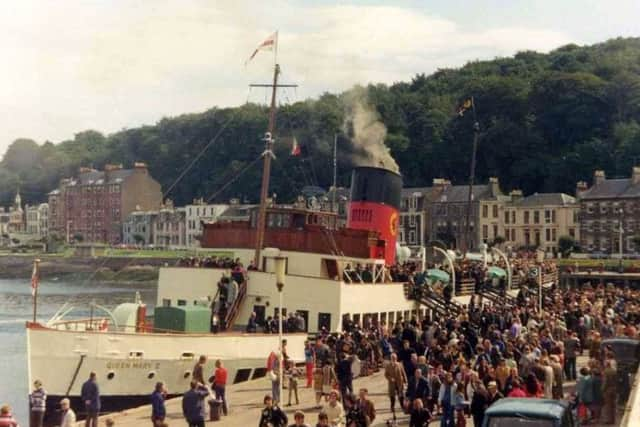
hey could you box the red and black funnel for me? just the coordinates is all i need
[348,166,402,265]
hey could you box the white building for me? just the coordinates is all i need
[122,210,157,246]
[185,199,228,247]
[154,202,186,248]
[25,203,49,238]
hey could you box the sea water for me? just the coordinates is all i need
[0,278,156,424]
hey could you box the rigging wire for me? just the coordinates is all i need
[206,155,263,203]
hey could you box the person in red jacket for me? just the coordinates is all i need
[0,405,19,427]
[213,359,228,416]
[507,378,527,398]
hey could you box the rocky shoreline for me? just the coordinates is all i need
[0,255,168,282]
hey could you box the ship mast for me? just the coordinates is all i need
[252,65,297,268]
[254,64,280,268]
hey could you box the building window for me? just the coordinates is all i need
[546,229,551,242]
[409,230,416,244]
[569,228,575,238]
[504,211,509,224]
[492,205,498,218]
[482,225,488,239]
[399,230,405,244]
[533,211,540,224]
[545,210,551,224]
[524,211,530,224]
[511,229,516,241]
[482,205,488,218]
[409,197,417,210]
[493,225,498,238]
[409,215,416,226]
[552,229,556,241]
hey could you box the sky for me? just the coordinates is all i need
[1,0,638,156]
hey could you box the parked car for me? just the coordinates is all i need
[483,398,574,427]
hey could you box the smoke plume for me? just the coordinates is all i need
[342,88,400,173]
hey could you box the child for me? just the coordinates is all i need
[454,383,466,427]
[286,360,301,406]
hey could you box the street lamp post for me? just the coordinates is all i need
[491,247,512,291]
[432,246,456,297]
[273,255,286,405]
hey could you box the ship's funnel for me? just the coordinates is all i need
[348,166,402,265]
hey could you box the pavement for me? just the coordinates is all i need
[81,356,626,427]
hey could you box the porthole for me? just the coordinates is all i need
[147,371,155,379]
[183,371,191,379]
[107,371,115,380]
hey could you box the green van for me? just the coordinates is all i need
[483,398,575,427]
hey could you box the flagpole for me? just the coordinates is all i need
[32,258,40,323]
[464,97,479,255]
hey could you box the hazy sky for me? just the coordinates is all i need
[1,0,638,155]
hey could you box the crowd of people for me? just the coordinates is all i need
[256,268,638,426]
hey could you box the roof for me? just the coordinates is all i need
[401,187,432,197]
[436,184,493,203]
[580,178,640,199]
[485,398,568,420]
[76,169,135,185]
[515,193,577,207]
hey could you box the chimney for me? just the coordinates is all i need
[632,166,640,185]
[431,178,451,199]
[134,162,148,174]
[489,177,501,197]
[510,189,523,202]
[593,170,605,186]
[576,181,588,198]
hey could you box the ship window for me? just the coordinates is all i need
[181,352,195,359]
[147,371,155,379]
[233,368,252,384]
[177,299,187,306]
[128,351,144,359]
[318,312,331,332]
[252,368,267,380]
[297,310,309,332]
[107,371,115,380]
[162,299,171,307]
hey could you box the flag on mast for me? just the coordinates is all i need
[291,137,301,156]
[457,97,474,116]
[31,259,39,297]
[245,31,278,65]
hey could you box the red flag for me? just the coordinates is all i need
[31,260,39,297]
[291,137,301,156]
[246,31,278,65]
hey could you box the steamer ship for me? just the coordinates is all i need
[25,60,420,424]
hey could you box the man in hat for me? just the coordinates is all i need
[30,380,47,427]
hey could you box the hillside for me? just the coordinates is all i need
[3,37,640,206]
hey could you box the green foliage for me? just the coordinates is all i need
[4,37,640,206]
[558,235,578,257]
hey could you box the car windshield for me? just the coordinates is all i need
[488,416,555,427]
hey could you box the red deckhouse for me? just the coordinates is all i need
[201,166,403,266]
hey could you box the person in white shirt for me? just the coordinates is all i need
[60,398,76,427]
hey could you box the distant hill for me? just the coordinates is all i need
[3,37,640,206]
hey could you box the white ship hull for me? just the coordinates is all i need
[27,324,306,423]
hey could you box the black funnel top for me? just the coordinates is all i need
[350,166,402,210]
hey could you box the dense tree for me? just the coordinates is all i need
[3,37,640,207]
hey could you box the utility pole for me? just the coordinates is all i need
[464,97,479,254]
[252,65,297,268]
